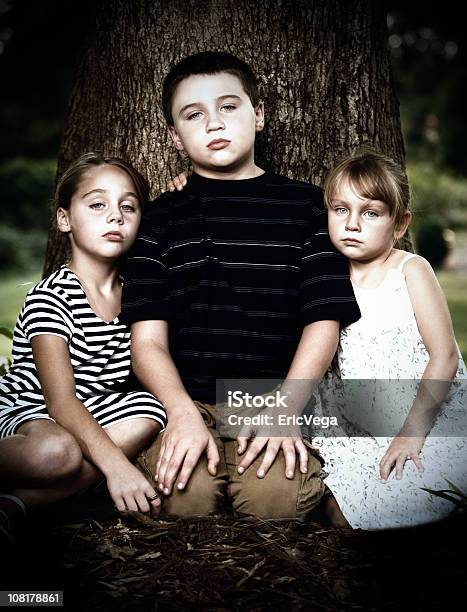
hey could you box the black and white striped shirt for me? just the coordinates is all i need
[121,172,360,403]
[0,266,166,436]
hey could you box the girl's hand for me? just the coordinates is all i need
[379,436,425,481]
[163,169,192,192]
[106,459,161,515]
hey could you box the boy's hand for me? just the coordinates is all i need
[379,435,425,481]
[234,387,308,479]
[162,169,192,193]
[106,459,161,515]
[155,405,220,495]
[237,430,308,479]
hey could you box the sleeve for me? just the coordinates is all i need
[21,288,74,343]
[299,187,361,328]
[120,198,171,325]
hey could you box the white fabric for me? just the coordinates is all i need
[314,254,467,529]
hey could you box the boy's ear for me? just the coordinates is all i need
[168,126,185,152]
[255,101,265,133]
[394,211,412,240]
[57,207,71,233]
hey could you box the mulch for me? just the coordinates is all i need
[1,493,465,611]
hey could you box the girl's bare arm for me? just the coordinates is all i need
[379,255,459,480]
[31,334,159,512]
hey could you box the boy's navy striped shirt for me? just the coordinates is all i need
[121,171,360,403]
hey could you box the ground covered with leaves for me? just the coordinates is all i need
[1,497,465,611]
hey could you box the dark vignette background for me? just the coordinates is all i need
[0,0,465,260]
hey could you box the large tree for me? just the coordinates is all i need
[44,0,405,275]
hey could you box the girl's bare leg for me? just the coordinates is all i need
[0,420,83,488]
[1,417,160,509]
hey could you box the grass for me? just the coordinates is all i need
[0,266,466,363]
[438,270,467,361]
[0,268,41,357]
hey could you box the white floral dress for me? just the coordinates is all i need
[313,253,467,529]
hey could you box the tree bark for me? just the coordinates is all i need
[45,0,407,275]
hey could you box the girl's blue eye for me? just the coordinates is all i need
[187,111,202,120]
[90,202,104,209]
[121,203,137,212]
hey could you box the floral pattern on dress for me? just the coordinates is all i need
[313,258,467,529]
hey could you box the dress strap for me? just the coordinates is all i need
[397,252,417,272]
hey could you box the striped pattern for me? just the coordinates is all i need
[0,266,165,438]
[121,172,360,403]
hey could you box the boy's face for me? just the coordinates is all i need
[168,72,264,178]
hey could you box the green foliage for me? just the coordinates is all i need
[0,357,10,377]
[0,327,13,340]
[0,224,47,273]
[0,327,13,375]
[415,219,450,268]
[438,268,467,362]
[0,268,41,358]
[0,157,56,230]
[0,157,53,273]
[0,157,56,273]
[408,161,467,267]
[408,161,467,233]
[421,480,467,513]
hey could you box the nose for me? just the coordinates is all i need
[345,211,361,232]
[205,111,225,132]
[107,204,123,224]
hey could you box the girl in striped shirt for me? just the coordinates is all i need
[0,153,165,542]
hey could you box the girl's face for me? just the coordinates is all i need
[328,178,402,263]
[57,165,142,262]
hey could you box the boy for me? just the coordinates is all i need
[120,51,360,518]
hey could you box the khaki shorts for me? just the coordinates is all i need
[137,401,325,519]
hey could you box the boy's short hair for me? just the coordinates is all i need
[324,148,411,230]
[162,51,260,126]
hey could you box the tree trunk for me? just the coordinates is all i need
[45,0,407,276]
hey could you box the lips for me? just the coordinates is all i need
[207,138,231,150]
[342,238,362,245]
[103,231,124,241]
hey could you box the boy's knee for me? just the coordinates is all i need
[232,453,325,519]
[35,430,83,480]
[137,442,225,517]
[162,467,225,517]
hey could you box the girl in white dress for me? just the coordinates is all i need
[0,153,166,542]
[315,149,467,529]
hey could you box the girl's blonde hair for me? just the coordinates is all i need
[324,149,410,231]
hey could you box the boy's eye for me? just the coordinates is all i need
[90,202,105,209]
[364,210,379,219]
[333,207,348,215]
[221,104,236,112]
